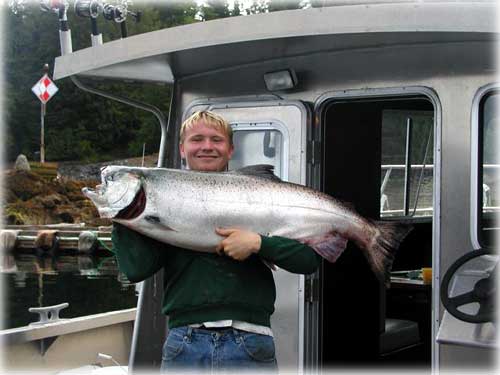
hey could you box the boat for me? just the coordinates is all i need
[2,0,498,372]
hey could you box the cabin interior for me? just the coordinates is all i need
[320,95,434,369]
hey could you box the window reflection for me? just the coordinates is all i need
[479,92,499,248]
[380,109,434,218]
[229,129,283,178]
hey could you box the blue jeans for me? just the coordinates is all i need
[160,326,278,373]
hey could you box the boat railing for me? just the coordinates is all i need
[0,308,136,371]
[380,164,499,217]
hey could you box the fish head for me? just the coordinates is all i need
[82,166,143,219]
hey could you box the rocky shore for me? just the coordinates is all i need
[3,154,159,226]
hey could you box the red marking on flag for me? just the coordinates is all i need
[41,92,50,101]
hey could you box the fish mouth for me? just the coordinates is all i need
[115,187,146,220]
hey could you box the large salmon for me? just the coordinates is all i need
[83,165,411,286]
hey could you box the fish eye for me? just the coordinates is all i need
[105,174,114,182]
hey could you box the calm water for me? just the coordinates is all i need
[1,253,138,329]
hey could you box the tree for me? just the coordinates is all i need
[3,2,197,162]
[268,0,304,12]
[199,0,232,21]
[246,0,269,15]
[232,1,243,16]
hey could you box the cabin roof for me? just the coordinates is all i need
[53,1,497,83]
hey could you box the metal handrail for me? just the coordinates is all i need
[381,164,500,169]
[70,76,169,167]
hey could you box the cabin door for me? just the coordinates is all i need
[184,100,311,372]
[317,92,436,370]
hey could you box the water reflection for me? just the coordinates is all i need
[1,252,138,329]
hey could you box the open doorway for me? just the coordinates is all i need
[318,94,434,370]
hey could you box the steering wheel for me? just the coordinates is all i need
[440,249,497,324]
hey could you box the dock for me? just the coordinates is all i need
[1,224,113,255]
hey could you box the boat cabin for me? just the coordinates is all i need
[4,0,498,373]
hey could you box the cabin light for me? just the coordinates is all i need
[263,69,298,91]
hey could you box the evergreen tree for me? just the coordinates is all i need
[232,1,243,16]
[268,0,304,12]
[246,0,269,15]
[309,0,326,8]
[199,0,232,21]
[4,2,199,162]
[4,0,314,163]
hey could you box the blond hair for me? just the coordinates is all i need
[180,111,233,145]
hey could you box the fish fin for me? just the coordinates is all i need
[362,221,413,288]
[298,232,348,263]
[143,215,177,232]
[230,164,282,182]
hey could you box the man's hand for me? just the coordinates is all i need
[215,228,262,261]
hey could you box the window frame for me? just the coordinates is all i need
[314,87,439,221]
[470,83,499,250]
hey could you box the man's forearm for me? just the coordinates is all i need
[112,223,166,283]
[258,235,321,274]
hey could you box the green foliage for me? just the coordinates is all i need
[4,2,187,163]
[199,0,240,20]
[246,0,269,14]
[232,1,243,16]
[268,0,304,12]
[381,110,434,165]
[4,0,303,163]
[246,0,306,14]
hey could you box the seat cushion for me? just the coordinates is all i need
[380,318,420,355]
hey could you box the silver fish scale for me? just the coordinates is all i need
[111,168,373,252]
[85,166,407,285]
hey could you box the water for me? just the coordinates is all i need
[1,253,138,329]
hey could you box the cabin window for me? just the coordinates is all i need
[477,91,499,248]
[229,125,285,178]
[381,108,434,218]
[319,96,434,219]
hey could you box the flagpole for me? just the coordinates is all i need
[41,103,45,163]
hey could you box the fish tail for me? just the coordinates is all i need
[363,221,413,287]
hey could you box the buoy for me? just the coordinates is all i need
[34,230,59,254]
[0,230,20,253]
[78,231,98,255]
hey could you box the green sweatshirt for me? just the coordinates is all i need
[112,223,321,329]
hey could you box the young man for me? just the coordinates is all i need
[112,111,320,373]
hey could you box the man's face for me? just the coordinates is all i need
[179,121,234,172]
